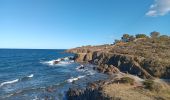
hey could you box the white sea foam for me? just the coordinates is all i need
[63,56,74,61]
[67,75,86,83]
[42,60,55,66]
[27,74,34,78]
[0,74,34,87]
[76,65,85,71]
[0,79,19,87]
[86,70,95,75]
[41,57,74,66]
[63,57,69,61]
[76,65,96,76]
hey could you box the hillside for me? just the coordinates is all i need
[67,34,170,79]
[66,33,170,100]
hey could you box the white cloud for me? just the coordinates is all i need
[146,0,170,17]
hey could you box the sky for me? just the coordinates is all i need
[0,0,170,49]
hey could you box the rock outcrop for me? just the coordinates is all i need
[66,80,112,100]
[67,39,170,79]
[68,49,153,79]
[66,35,170,100]
[67,74,170,100]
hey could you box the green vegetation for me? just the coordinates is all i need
[135,34,148,38]
[112,32,170,78]
[69,31,170,78]
[120,77,135,85]
[143,79,154,90]
[121,34,135,42]
[143,79,162,93]
[114,31,168,44]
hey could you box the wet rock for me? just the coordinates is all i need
[78,65,85,69]
[60,58,65,61]
[53,60,60,64]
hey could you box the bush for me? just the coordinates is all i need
[121,34,130,42]
[120,77,135,85]
[150,31,160,38]
[143,79,154,90]
[143,79,162,92]
[136,34,148,38]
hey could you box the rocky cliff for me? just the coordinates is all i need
[66,36,170,100]
[67,38,170,79]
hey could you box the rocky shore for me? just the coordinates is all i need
[66,36,170,100]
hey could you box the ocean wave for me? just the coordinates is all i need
[41,57,74,66]
[67,75,86,83]
[0,74,34,87]
[76,65,87,72]
[27,74,34,78]
[76,65,96,76]
[86,70,95,76]
[20,74,34,81]
[0,79,19,87]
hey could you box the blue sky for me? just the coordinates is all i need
[0,0,170,49]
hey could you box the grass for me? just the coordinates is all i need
[102,78,170,100]
[120,77,135,85]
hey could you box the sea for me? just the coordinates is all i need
[0,49,107,100]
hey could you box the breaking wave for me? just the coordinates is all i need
[0,79,19,87]
[0,74,34,87]
[67,75,86,83]
[41,57,74,66]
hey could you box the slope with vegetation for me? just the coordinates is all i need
[67,31,170,79]
[66,32,170,100]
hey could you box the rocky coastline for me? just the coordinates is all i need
[66,36,170,100]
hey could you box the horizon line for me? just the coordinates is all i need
[0,48,68,50]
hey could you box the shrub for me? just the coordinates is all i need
[121,34,130,42]
[136,34,148,38]
[120,77,135,85]
[150,31,160,38]
[143,79,162,92]
[143,79,154,90]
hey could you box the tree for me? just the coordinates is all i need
[150,31,160,38]
[136,34,148,38]
[121,34,130,42]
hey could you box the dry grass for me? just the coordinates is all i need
[102,78,170,100]
[103,84,153,100]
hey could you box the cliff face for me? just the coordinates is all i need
[66,37,170,100]
[67,38,170,79]
[68,50,152,79]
